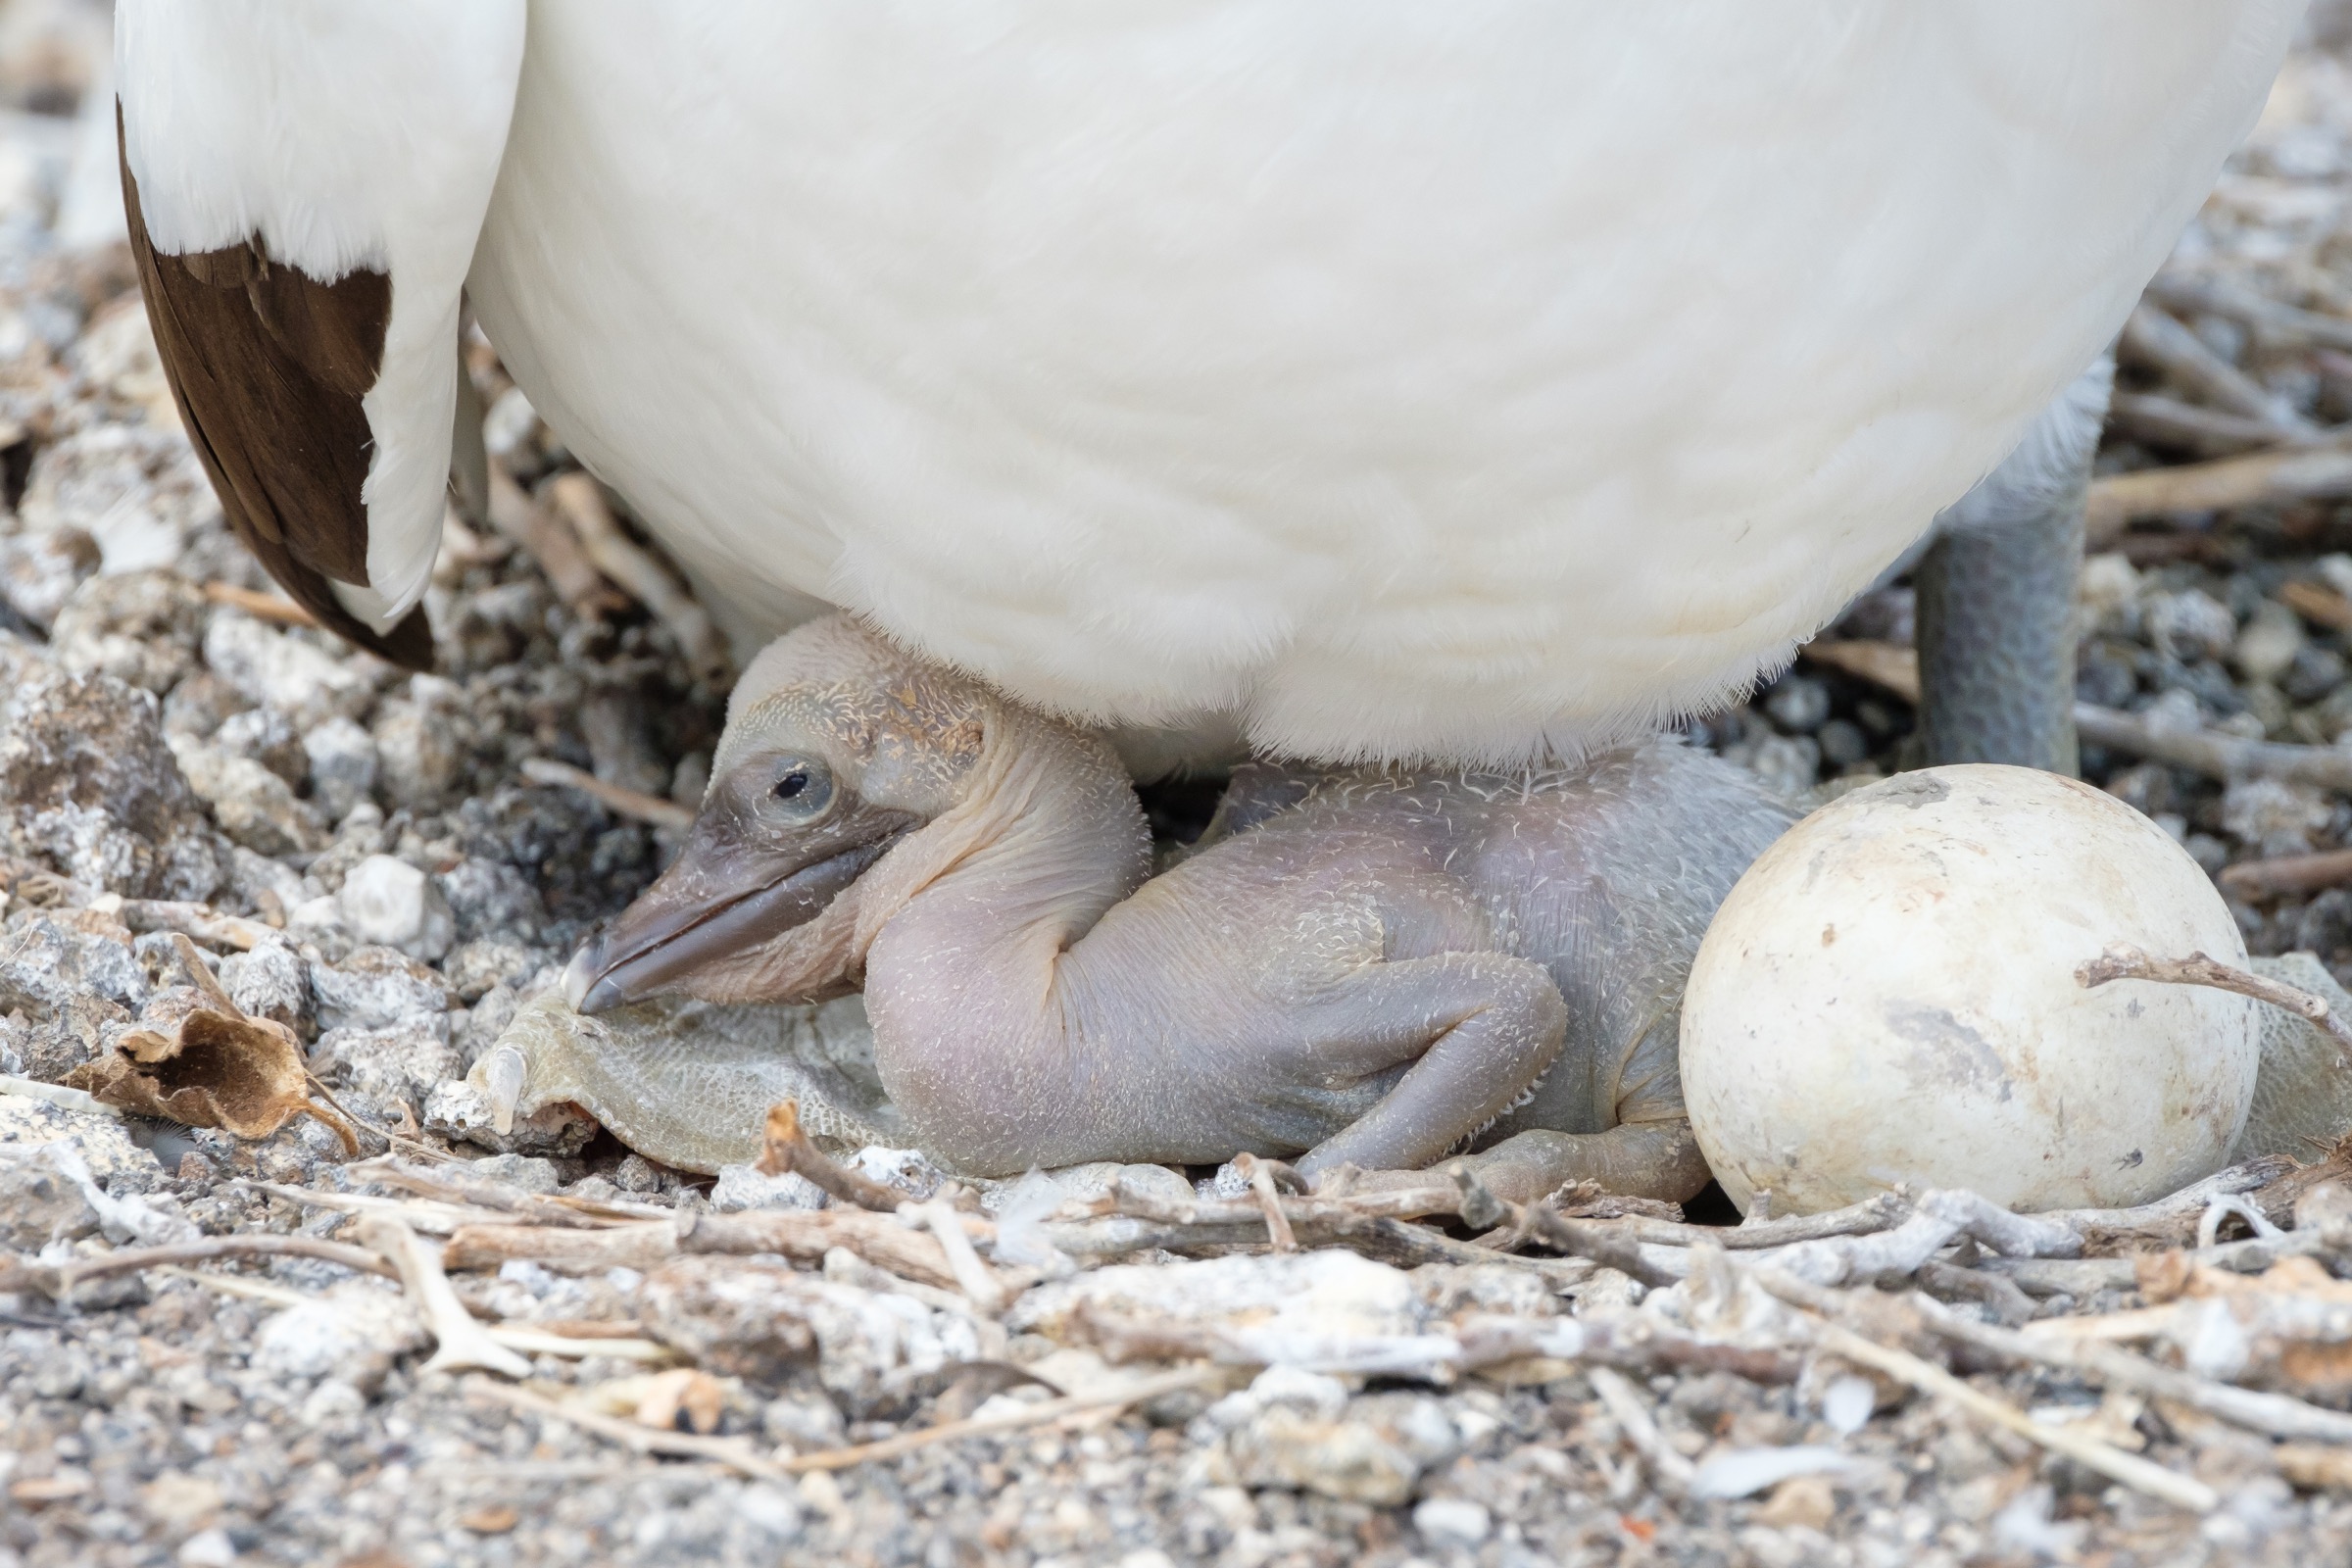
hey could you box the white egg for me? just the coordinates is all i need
[1681,764,2258,1215]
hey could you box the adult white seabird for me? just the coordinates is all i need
[115,2,2301,768]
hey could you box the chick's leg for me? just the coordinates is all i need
[1450,1118,1713,1206]
[1287,951,1566,1179]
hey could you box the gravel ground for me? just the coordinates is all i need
[14,11,2352,1568]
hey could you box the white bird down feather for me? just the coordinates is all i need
[118,1,2301,764]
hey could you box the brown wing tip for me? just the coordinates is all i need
[282,583,435,671]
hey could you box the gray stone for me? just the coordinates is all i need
[0,666,227,900]
[311,1023,459,1121]
[420,1077,597,1158]
[0,525,98,629]
[640,1256,984,1417]
[308,946,453,1036]
[159,669,253,741]
[220,939,311,1037]
[46,568,207,694]
[440,939,537,1005]
[212,705,308,786]
[0,910,147,1014]
[201,612,373,731]
[301,715,379,822]
[167,731,327,857]
[371,680,466,811]
[710,1163,829,1212]
[438,858,544,944]
[0,1141,101,1247]
[466,1152,562,1194]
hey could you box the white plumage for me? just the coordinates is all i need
[119,1,2301,763]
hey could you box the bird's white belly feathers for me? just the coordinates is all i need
[466,1,2294,764]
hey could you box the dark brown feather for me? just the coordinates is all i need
[118,103,433,670]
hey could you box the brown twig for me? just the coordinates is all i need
[17,1233,398,1298]
[1805,639,2352,792]
[519,759,694,832]
[2070,706,2352,792]
[487,466,627,620]
[2078,945,2352,1067]
[466,1378,793,1480]
[753,1101,908,1213]
[2107,392,2311,459]
[1749,1267,2219,1512]
[360,1215,533,1380]
[115,900,273,951]
[202,581,319,629]
[916,1200,1009,1315]
[2148,270,2352,354]
[2280,579,2352,632]
[547,474,731,686]
[782,1365,1227,1473]
[1236,1155,1298,1252]
[2220,848,2352,902]
[2085,444,2352,545]
[2118,304,2319,436]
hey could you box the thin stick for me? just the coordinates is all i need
[2070,705,2352,793]
[548,474,731,686]
[2107,392,2309,459]
[360,1215,534,1380]
[917,1200,1008,1315]
[2148,270,2352,354]
[779,1365,1225,1473]
[2085,445,2352,545]
[753,1100,908,1212]
[487,466,627,620]
[1239,1155,1298,1252]
[466,1377,794,1480]
[203,581,318,628]
[1587,1366,1696,1494]
[1918,1288,2352,1446]
[2078,945,2352,1067]
[519,759,694,832]
[2280,579,2352,632]
[1804,639,2352,792]
[2219,848,2352,902]
[1750,1270,2218,1513]
[39,1233,398,1296]
[2117,304,2318,435]
[115,900,273,951]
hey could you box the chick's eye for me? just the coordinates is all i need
[763,758,834,817]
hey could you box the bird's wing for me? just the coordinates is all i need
[116,0,525,666]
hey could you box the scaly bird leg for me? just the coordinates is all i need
[1912,356,2111,773]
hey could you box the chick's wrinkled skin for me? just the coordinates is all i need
[565,616,1793,1200]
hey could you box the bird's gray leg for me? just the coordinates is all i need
[1912,356,2112,774]
[1286,952,1567,1179]
[1448,1120,1713,1206]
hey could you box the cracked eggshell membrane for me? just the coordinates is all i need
[1681,764,2257,1216]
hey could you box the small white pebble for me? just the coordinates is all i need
[176,1528,237,1568]
[1413,1497,1492,1548]
[1821,1373,1875,1435]
[1246,1365,1348,1421]
[732,1484,803,1542]
[338,854,455,961]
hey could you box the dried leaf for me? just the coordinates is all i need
[65,1004,355,1151]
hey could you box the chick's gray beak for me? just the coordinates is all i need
[564,798,913,1014]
